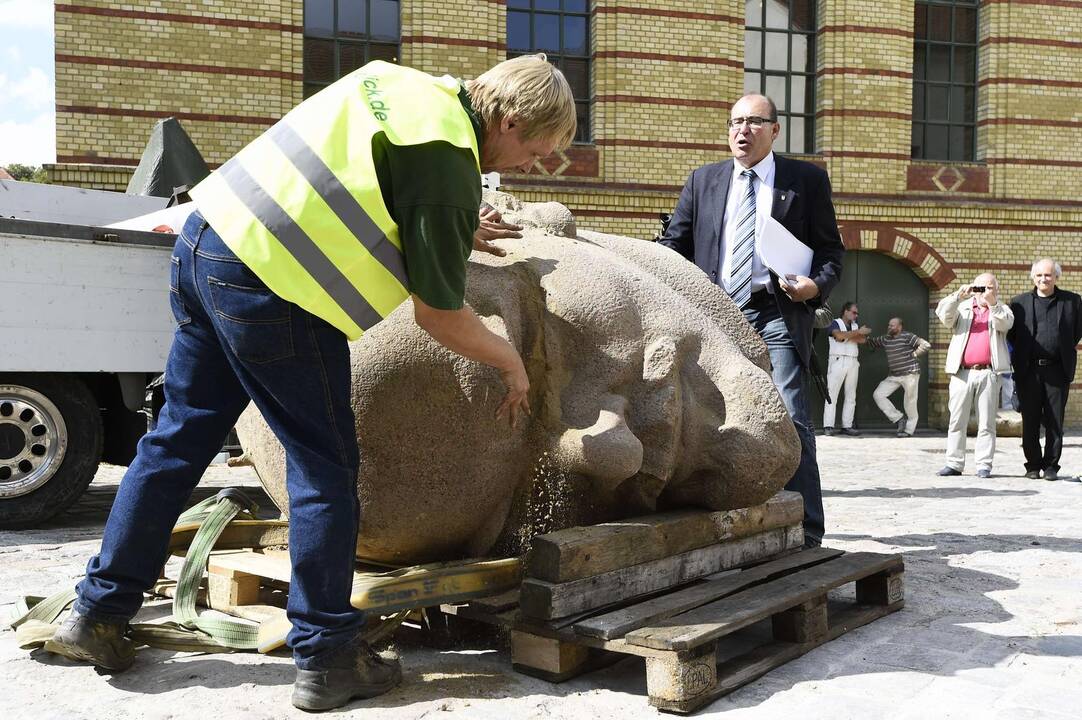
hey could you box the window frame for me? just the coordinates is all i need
[911,0,979,161]
[506,0,592,144]
[743,0,818,155]
[303,0,401,99]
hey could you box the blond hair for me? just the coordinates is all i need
[465,54,577,150]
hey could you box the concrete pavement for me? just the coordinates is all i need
[2,431,1080,719]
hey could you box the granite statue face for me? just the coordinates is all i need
[234,192,799,563]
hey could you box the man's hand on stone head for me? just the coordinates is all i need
[474,203,522,257]
[496,354,531,429]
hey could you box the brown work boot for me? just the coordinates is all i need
[292,636,402,712]
[46,610,135,671]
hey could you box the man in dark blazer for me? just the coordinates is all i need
[659,93,844,547]
[1008,258,1082,481]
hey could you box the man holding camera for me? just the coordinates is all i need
[935,273,1014,478]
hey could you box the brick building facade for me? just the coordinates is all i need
[47,0,1082,428]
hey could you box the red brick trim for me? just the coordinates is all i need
[820,67,913,78]
[981,36,1082,50]
[401,35,505,50]
[594,6,742,23]
[595,138,727,151]
[501,177,683,193]
[816,109,910,121]
[56,53,302,81]
[56,155,223,170]
[595,50,741,67]
[907,163,990,193]
[595,94,730,109]
[979,77,1082,89]
[952,262,1082,271]
[979,117,1082,129]
[527,145,599,178]
[819,24,913,38]
[57,105,279,126]
[834,191,1082,208]
[822,150,911,161]
[839,223,956,289]
[572,209,660,218]
[896,220,1081,232]
[983,0,1082,8]
[54,3,301,33]
[985,157,1082,167]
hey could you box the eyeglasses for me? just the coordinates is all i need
[727,116,776,130]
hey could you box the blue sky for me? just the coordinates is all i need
[0,0,55,166]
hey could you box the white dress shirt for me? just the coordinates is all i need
[719,152,775,295]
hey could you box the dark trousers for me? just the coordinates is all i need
[742,293,825,544]
[74,211,365,668]
[1017,365,1069,473]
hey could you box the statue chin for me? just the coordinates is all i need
[234,191,800,565]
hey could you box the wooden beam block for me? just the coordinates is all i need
[527,491,803,583]
[625,552,903,651]
[856,568,905,606]
[645,643,717,711]
[511,630,594,681]
[206,564,261,608]
[574,547,843,640]
[771,595,828,643]
[519,525,803,620]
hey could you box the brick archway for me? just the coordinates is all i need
[837,223,955,290]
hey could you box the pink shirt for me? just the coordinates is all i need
[962,301,992,367]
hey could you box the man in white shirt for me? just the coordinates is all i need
[823,302,870,435]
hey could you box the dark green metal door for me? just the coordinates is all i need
[811,251,930,429]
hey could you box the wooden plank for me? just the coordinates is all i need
[574,547,843,640]
[771,595,828,643]
[645,643,717,705]
[208,549,292,583]
[626,552,903,651]
[510,631,619,682]
[527,491,803,583]
[519,525,803,620]
[467,589,521,614]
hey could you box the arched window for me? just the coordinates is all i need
[506,0,591,143]
[912,0,978,160]
[744,0,817,154]
[303,0,400,99]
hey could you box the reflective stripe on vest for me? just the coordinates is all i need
[190,62,480,340]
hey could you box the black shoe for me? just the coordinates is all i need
[1024,470,1041,480]
[803,536,822,549]
[823,427,836,436]
[46,610,134,671]
[896,417,907,434]
[292,637,402,712]
[937,466,962,476]
[1044,469,1059,481]
[976,468,992,479]
[841,428,861,436]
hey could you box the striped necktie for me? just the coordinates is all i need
[729,168,757,308]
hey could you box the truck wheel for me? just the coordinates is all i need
[0,374,103,528]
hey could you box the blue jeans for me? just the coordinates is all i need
[742,294,825,544]
[75,211,365,668]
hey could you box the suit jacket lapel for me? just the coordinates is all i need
[771,155,797,222]
[711,161,733,271]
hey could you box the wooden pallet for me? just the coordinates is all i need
[445,548,904,714]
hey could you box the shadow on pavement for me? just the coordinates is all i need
[716,530,1082,711]
[823,486,1038,499]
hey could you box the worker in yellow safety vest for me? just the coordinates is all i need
[49,54,576,711]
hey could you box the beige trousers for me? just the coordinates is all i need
[873,373,920,435]
[945,368,1000,472]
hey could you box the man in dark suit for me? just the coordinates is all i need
[659,93,844,547]
[1008,259,1082,481]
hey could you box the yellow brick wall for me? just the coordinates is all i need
[49,0,1082,426]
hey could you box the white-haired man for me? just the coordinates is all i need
[1008,259,1082,480]
[936,273,1014,478]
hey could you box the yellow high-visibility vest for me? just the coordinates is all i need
[190,62,481,340]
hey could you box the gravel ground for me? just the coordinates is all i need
[2,431,1081,719]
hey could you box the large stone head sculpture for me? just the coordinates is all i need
[235,192,800,564]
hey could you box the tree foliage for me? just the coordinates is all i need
[2,163,50,183]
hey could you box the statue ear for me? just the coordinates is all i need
[556,393,644,493]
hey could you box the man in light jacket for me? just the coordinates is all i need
[935,273,1014,478]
